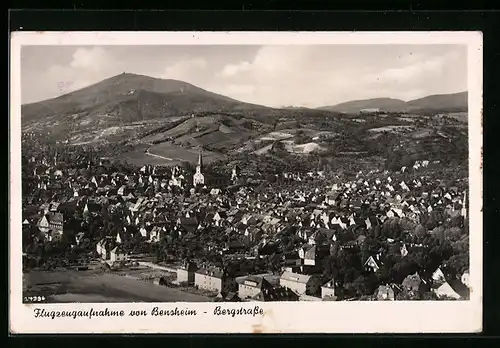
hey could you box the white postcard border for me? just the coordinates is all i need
[9,31,483,334]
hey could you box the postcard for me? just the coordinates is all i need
[9,31,482,333]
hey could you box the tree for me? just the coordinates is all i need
[432,226,445,244]
[396,289,420,300]
[445,227,464,242]
[444,253,469,277]
[415,224,427,239]
[350,275,368,296]
[273,141,286,152]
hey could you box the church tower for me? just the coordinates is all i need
[193,150,205,186]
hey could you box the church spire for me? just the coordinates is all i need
[193,150,205,187]
[197,150,203,169]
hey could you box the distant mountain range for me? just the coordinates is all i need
[21,73,467,139]
[317,92,468,114]
[22,73,343,136]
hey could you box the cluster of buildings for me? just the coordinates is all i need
[22,138,470,301]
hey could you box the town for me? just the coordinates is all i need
[21,126,470,303]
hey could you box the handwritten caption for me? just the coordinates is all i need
[32,305,264,319]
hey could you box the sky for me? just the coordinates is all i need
[21,44,467,108]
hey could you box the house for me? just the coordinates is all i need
[49,202,60,212]
[279,271,321,296]
[321,279,336,299]
[178,216,198,233]
[432,267,446,285]
[149,226,162,242]
[96,238,109,259]
[250,286,300,302]
[38,212,64,238]
[400,244,408,257]
[236,274,274,300]
[325,191,341,206]
[213,211,227,226]
[83,202,100,215]
[139,226,149,238]
[224,240,246,254]
[402,273,430,293]
[75,232,85,246]
[176,261,198,285]
[461,270,470,288]
[434,280,468,300]
[117,185,132,196]
[110,246,128,263]
[364,255,381,272]
[131,197,146,212]
[374,284,401,301]
[299,294,322,301]
[194,265,236,295]
[300,244,329,266]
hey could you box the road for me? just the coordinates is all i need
[145,151,174,161]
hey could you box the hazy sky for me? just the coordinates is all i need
[21,44,467,108]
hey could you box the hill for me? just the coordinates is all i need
[405,92,468,113]
[21,73,270,134]
[317,92,468,114]
[317,98,407,114]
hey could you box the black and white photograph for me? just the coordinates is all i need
[10,32,483,333]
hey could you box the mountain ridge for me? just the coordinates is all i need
[317,91,468,114]
[21,73,280,133]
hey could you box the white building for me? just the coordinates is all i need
[461,270,470,288]
[110,246,128,263]
[193,151,205,186]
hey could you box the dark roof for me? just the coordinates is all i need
[448,279,470,299]
[224,292,239,301]
[47,212,63,224]
[195,266,225,278]
[280,271,312,284]
[251,286,299,302]
[235,275,271,290]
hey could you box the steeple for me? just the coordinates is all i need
[193,150,205,186]
[197,150,203,169]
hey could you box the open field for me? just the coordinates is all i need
[114,142,222,167]
[23,269,212,303]
[148,143,221,163]
[114,149,183,166]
